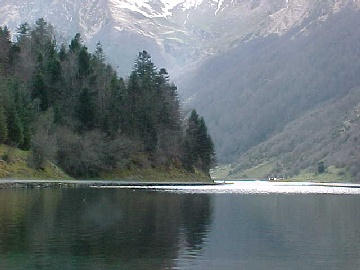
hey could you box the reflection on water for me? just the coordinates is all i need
[0,187,360,269]
[0,189,212,270]
[175,194,360,270]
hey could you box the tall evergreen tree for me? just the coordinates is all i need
[69,33,81,53]
[78,47,91,78]
[16,23,30,43]
[32,72,48,111]
[77,88,96,130]
[183,110,215,174]
[6,106,24,146]
[0,26,11,76]
[0,106,8,144]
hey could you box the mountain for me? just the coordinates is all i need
[225,85,360,181]
[2,0,357,75]
[2,0,360,180]
[179,3,360,180]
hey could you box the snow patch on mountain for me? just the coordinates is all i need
[108,0,207,18]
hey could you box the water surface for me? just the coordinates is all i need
[0,182,359,269]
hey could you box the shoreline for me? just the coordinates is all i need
[0,179,219,189]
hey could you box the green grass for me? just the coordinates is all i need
[214,159,354,183]
[0,144,211,182]
[210,164,232,180]
[287,166,352,183]
[0,145,71,180]
[227,161,275,179]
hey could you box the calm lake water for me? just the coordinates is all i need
[1,182,360,269]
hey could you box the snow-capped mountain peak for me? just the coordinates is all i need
[1,0,359,76]
[109,0,207,18]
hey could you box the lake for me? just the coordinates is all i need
[0,181,360,269]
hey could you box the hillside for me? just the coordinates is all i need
[0,144,210,181]
[0,144,70,179]
[180,6,360,167]
[0,20,215,181]
[222,86,360,181]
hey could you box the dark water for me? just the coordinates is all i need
[0,189,360,270]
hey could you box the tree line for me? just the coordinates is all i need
[0,19,215,178]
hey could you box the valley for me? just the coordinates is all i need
[1,0,360,181]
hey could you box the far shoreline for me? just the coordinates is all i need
[0,179,219,189]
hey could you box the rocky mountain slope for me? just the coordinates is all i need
[180,4,360,180]
[2,0,358,74]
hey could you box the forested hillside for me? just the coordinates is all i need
[180,7,360,181]
[227,87,360,181]
[0,19,215,180]
[181,7,360,163]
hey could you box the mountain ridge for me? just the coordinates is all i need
[2,0,359,75]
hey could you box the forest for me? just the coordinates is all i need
[0,19,215,179]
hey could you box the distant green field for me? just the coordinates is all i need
[212,161,353,183]
[288,166,352,183]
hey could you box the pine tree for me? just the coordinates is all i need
[183,110,200,172]
[59,44,67,61]
[32,72,48,111]
[16,23,30,43]
[69,33,81,52]
[0,106,8,144]
[103,76,125,135]
[94,42,105,63]
[78,47,91,78]
[197,117,215,173]
[7,106,24,146]
[21,123,31,150]
[47,53,61,83]
[183,110,215,174]
[0,26,11,75]
[77,88,96,130]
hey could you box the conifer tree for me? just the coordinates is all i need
[69,33,81,52]
[78,47,91,78]
[77,88,96,130]
[0,106,8,144]
[183,110,215,174]
[32,72,48,111]
[59,44,67,62]
[94,42,105,63]
[0,26,11,75]
[7,106,24,146]
[16,23,30,42]
[197,117,215,173]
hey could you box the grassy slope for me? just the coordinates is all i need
[221,87,360,183]
[0,145,211,182]
[287,166,352,183]
[215,163,351,183]
[0,145,71,180]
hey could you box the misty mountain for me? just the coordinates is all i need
[228,85,360,180]
[2,0,354,75]
[181,4,360,160]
